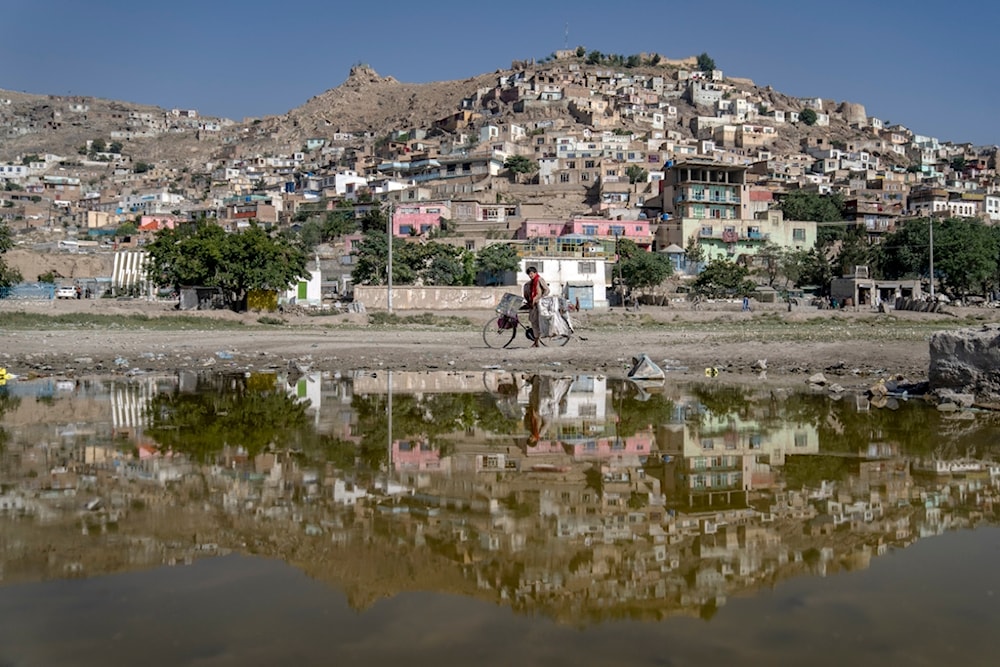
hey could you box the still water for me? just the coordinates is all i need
[1,370,999,666]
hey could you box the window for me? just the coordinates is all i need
[583,225,597,235]
[611,225,624,236]
[579,261,596,274]
[581,172,589,182]
[399,225,412,235]
[527,261,544,273]
[585,160,595,168]
[465,240,476,251]
[700,225,713,236]
[560,173,570,183]
[567,161,576,169]
[793,228,806,241]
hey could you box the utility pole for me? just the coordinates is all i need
[386,201,394,313]
[928,217,934,300]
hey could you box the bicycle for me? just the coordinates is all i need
[483,294,572,349]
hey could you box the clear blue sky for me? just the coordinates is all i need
[3,0,997,146]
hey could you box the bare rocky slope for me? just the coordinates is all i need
[0,58,905,170]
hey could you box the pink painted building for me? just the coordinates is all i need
[565,218,653,248]
[517,218,570,240]
[392,202,451,237]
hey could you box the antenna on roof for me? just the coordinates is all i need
[564,22,569,50]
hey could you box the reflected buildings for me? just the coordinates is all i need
[1,370,1000,622]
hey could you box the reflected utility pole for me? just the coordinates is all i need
[386,370,393,477]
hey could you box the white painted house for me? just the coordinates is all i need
[520,256,608,310]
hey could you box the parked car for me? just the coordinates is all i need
[55,285,77,299]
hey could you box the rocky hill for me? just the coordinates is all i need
[1,56,908,174]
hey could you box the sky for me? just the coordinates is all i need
[3,0,998,146]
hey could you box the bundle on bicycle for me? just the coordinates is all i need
[483,293,573,349]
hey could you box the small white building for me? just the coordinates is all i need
[282,264,323,307]
[520,256,608,309]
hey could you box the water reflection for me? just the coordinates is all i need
[1,371,999,625]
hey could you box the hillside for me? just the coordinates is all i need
[0,56,905,172]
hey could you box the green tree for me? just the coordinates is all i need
[799,108,818,126]
[586,50,603,65]
[134,162,152,173]
[401,241,474,286]
[692,258,756,297]
[875,217,1000,297]
[351,230,413,286]
[0,220,23,290]
[625,164,648,184]
[752,242,786,286]
[696,52,715,72]
[145,220,308,310]
[778,191,845,225]
[90,138,106,153]
[832,227,872,280]
[359,206,387,234]
[798,248,835,294]
[475,242,520,285]
[116,221,137,238]
[575,46,586,58]
[619,251,673,294]
[109,141,124,154]
[684,234,705,267]
[504,155,538,183]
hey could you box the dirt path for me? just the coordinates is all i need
[3,297,996,390]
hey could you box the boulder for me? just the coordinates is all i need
[928,326,1000,399]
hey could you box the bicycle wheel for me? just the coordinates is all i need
[483,315,518,349]
[544,333,571,347]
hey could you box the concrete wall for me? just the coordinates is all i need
[354,285,512,310]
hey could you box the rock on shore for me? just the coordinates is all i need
[929,325,1000,398]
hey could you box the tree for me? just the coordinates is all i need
[575,46,586,58]
[684,235,705,267]
[475,242,520,285]
[116,221,137,238]
[875,217,1000,297]
[504,155,537,184]
[359,206,387,234]
[799,108,818,126]
[832,227,871,279]
[692,258,756,297]
[145,220,308,310]
[696,52,715,72]
[619,251,673,294]
[625,164,648,184]
[351,230,412,286]
[752,242,786,286]
[0,220,23,290]
[90,138,106,153]
[109,141,124,154]
[586,50,603,65]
